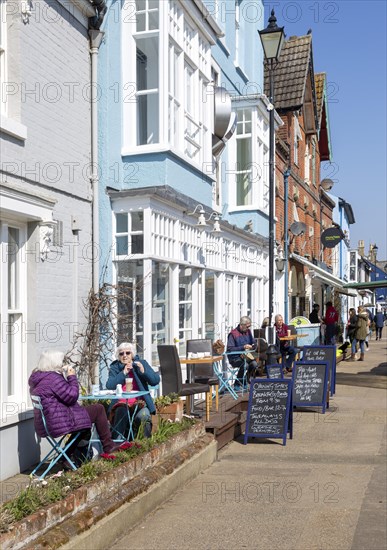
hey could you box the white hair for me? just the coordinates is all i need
[115,342,136,360]
[36,350,65,372]
[240,316,251,325]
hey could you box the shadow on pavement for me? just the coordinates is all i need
[336,361,387,389]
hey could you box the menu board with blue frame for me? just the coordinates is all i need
[244,379,293,446]
[266,364,284,379]
[292,361,329,413]
[301,345,337,395]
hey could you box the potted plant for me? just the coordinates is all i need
[154,393,183,421]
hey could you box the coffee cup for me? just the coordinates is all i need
[287,330,291,337]
[125,378,133,392]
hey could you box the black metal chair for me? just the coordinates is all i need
[157,345,211,421]
[186,339,219,412]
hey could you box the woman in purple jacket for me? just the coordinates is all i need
[29,350,128,460]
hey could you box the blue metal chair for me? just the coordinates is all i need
[30,395,81,479]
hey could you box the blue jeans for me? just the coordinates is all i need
[351,339,365,354]
[112,404,152,439]
[325,324,336,345]
[281,345,296,370]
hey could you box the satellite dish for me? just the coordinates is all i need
[321,178,334,191]
[289,222,307,236]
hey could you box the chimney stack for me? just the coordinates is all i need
[358,239,365,257]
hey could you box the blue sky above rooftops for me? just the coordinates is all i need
[263,0,387,259]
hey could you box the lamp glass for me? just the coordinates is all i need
[260,29,285,60]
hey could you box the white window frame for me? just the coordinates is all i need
[229,99,271,213]
[122,0,212,169]
[114,211,144,259]
[0,220,28,412]
[304,139,310,185]
[0,0,7,116]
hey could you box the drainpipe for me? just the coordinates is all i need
[284,168,290,324]
[89,29,104,293]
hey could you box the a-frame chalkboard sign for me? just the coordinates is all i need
[292,361,329,413]
[244,379,293,446]
[266,364,284,379]
[301,345,337,395]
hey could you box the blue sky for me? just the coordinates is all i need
[263,0,387,259]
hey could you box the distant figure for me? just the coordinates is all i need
[351,305,369,361]
[323,301,338,345]
[374,310,384,340]
[346,308,358,347]
[309,304,321,324]
[365,308,374,348]
[274,314,297,373]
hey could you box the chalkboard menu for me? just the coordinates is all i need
[244,379,292,446]
[302,345,336,395]
[292,362,329,413]
[266,365,284,379]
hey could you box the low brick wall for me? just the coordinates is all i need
[1,422,213,550]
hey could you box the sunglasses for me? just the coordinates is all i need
[119,351,132,356]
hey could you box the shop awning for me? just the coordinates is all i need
[343,280,387,290]
[290,253,356,295]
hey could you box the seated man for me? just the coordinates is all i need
[274,314,297,373]
[226,316,259,387]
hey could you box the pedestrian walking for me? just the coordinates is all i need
[351,306,369,361]
[374,310,384,340]
[323,301,339,345]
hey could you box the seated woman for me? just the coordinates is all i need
[29,350,129,463]
[274,314,297,373]
[106,342,160,439]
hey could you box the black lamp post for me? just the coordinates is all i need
[259,10,285,346]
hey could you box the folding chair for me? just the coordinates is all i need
[30,395,82,479]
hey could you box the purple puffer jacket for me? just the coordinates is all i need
[29,371,91,438]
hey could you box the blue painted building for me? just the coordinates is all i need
[97,1,274,367]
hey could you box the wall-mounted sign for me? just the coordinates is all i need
[321,227,344,248]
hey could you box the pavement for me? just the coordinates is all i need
[1,336,386,550]
[113,336,387,550]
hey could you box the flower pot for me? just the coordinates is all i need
[157,400,184,421]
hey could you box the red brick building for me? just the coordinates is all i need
[265,34,337,320]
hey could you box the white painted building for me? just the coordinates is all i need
[0,0,96,480]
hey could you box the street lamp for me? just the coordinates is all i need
[259,10,285,346]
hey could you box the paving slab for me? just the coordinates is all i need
[113,337,387,550]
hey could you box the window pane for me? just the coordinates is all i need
[237,137,251,167]
[136,38,158,90]
[131,235,144,254]
[116,213,128,233]
[149,10,159,30]
[205,271,215,339]
[8,228,19,310]
[131,211,143,231]
[136,12,145,32]
[237,173,251,205]
[7,313,21,395]
[137,93,159,144]
[136,0,145,11]
[117,261,144,350]
[152,262,170,363]
[116,236,128,256]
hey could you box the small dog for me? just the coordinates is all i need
[338,341,350,354]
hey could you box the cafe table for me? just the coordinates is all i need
[179,355,223,413]
[80,390,149,442]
